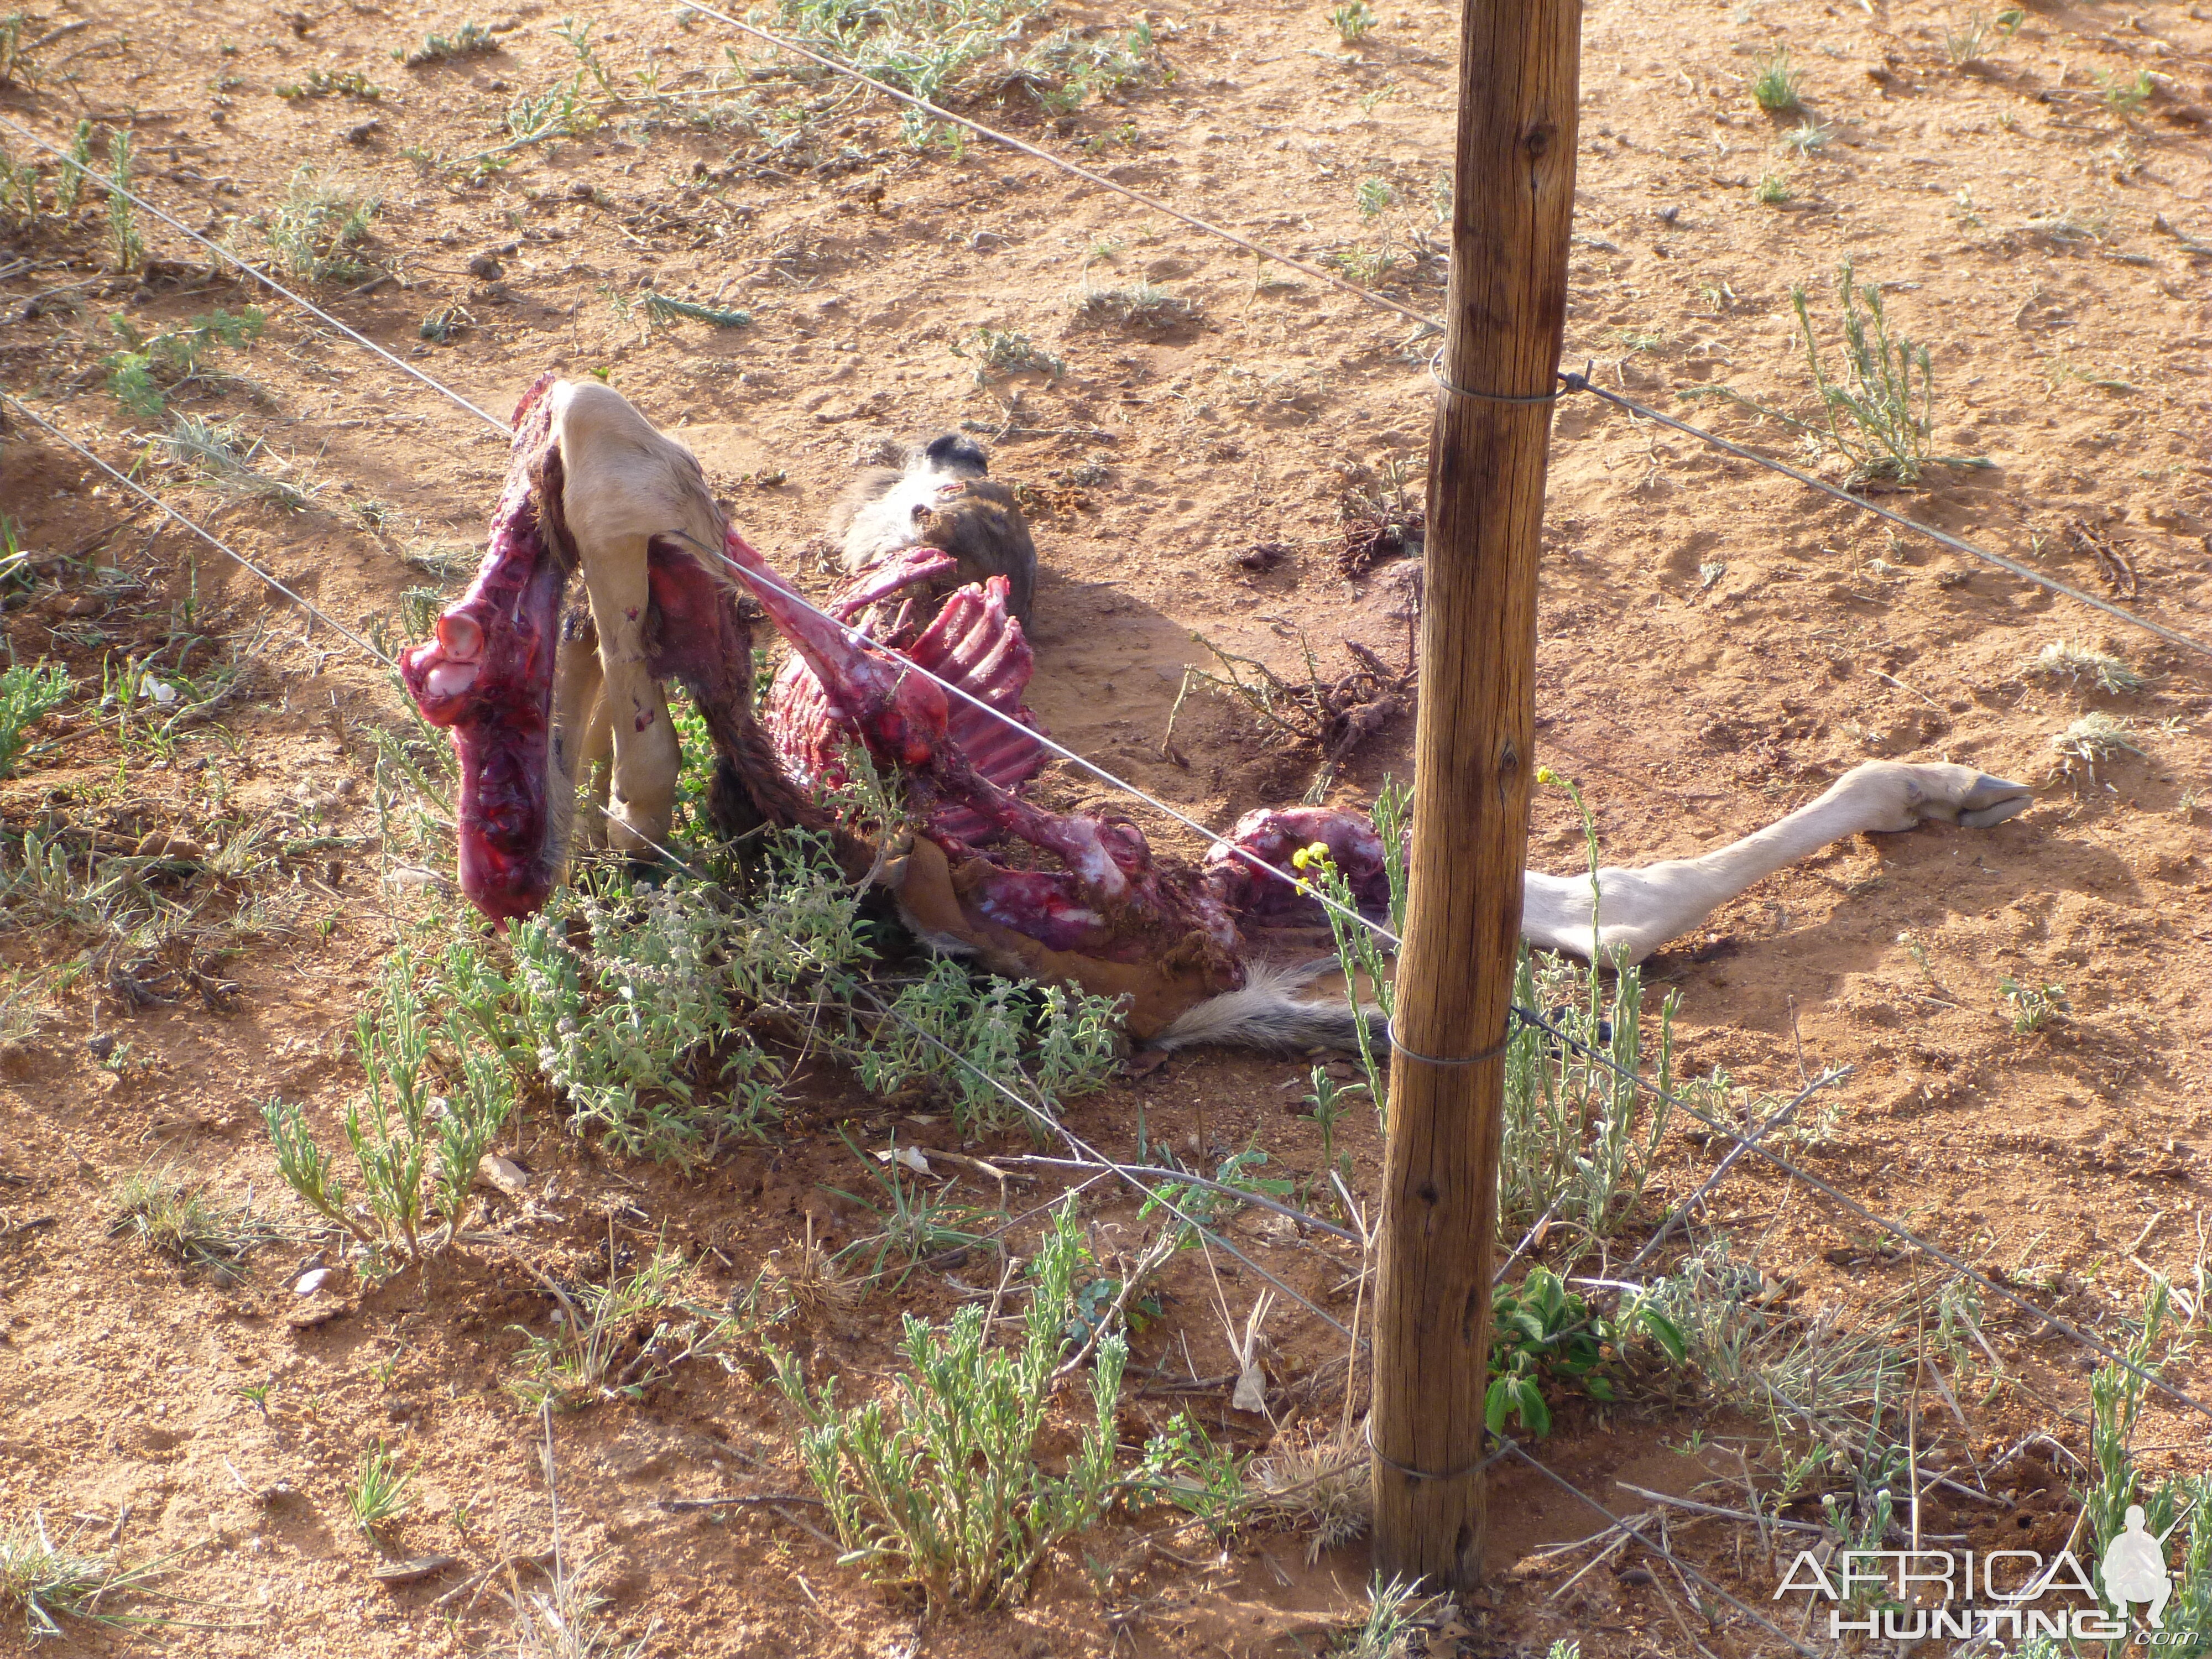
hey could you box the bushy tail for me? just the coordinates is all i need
[1150,958,1385,1054]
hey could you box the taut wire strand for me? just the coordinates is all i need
[1,393,401,667]
[0,403,1365,1343]
[674,1,1443,335]
[0,111,516,437]
[18,98,2209,1426]
[1556,371,2212,660]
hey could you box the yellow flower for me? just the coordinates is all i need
[1305,839,1332,863]
[1536,766,1559,786]
[1291,848,1310,870]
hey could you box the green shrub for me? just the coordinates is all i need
[773,1201,1155,1609]
[0,662,70,778]
[262,948,513,1264]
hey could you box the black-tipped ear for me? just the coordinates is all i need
[922,433,990,477]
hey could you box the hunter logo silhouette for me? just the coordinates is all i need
[2101,1505,2177,1629]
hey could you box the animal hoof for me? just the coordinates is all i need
[1959,774,2034,828]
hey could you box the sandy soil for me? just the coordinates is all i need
[2,0,2210,1652]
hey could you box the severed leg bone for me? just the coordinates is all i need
[400,380,570,920]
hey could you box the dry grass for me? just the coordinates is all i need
[767,1219,858,1321]
[2024,639,2146,696]
[1241,1430,1370,1561]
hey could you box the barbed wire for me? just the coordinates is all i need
[679,8,2210,664]
[17,384,2203,1443]
[0,112,1415,951]
[1557,371,2212,659]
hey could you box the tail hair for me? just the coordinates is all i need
[1149,958,1385,1054]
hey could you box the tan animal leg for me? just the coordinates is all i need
[578,686,613,852]
[1521,759,2033,963]
[549,381,727,854]
[549,613,608,859]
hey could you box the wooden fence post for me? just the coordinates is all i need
[1369,0,1583,1590]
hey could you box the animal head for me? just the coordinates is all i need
[831,435,1039,625]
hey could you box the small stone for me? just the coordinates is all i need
[134,831,205,860]
[476,1154,529,1197]
[371,1554,457,1587]
[467,253,504,279]
[293,1267,332,1297]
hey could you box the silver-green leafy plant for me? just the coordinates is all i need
[101,306,266,421]
[2075,1286,2212,1642]
[265,167,380,282]
[0,662,70,779]
[1308,771,1674,1253]
[56,118,93,212]
[771,0,1048,103]
[773,1201,1150,1610]
[262,948,514,1264]
[104,130,142,271]
[505,877,787,1164]
[855,958,1121,1137]
[1791,260,1941,482]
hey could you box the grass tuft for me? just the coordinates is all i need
[1778,118,1829,155]
[2048,711,2143,784]
[2025,639,2145,696]
[265,167,380,283]
[0,1512,169,1641]
[770,0,1052,105]
[506,1553,650,1658]
[347,1443,411,1541]
[1342,1574,1441,1659]
[1241,1432,1369,1561]
[1749,46,1800,112]
[1944,9,1990,64]
[109,1166,276,1278]
[158,414,318,511]
[275,67,383,100]
[770,1219,860,1320]
[508,1246,728,1410]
